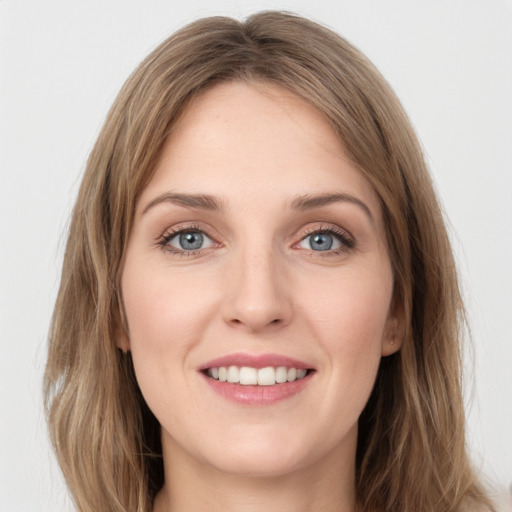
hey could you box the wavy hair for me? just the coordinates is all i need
[44,11,494,512]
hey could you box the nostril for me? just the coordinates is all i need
[228,316,283,330]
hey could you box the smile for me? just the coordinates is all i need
[205,366,309,386]
[199,353,315,405]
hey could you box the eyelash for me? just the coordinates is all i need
[298,225,355,256]
[156,224,213,256]
[156,223,355,256]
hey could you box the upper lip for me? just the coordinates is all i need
[199,353,313,371]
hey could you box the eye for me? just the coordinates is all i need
[159,228,214,254]
[299,232,341,251]
[297,227,354,253]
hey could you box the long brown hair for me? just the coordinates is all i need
[44,11,494,512]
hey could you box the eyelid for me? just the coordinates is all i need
[293,223,356,252]
[156,222,221,255]
[155,221,355,256]
[298,233,342,251]
[168,230,214,250]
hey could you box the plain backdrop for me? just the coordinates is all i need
[1,1,511,510]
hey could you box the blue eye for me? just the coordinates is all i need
[298,229,352,252]
[165,230,213,252]
[308,233,335,251]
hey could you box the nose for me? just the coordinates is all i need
[222,245,293,333]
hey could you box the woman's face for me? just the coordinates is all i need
[121,82,401,478]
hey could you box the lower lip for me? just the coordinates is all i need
[201,372,314,406]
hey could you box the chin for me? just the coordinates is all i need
[193,425,345,479]
[207,447,308,478]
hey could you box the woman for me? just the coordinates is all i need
[44,11,495,512]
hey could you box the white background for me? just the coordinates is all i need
[1,1,511,510]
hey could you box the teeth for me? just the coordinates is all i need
[206,365,309,385]
[227,365,239,383]
[257,367,275,386]
[275,366,287,383]
[239,367,257,385]
[287,367,297,382]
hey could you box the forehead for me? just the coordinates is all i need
[139,81,380,216]
[167,81,345,167]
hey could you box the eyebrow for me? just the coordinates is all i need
[290,193,374,223]
[141,191,374,223]
[141,192,223,215]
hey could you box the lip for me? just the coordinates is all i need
[199,352,312,371]
[199,352,315,406]
[202,375,313,406]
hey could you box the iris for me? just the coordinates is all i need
[309,233,333,251]
[179,232,204,250]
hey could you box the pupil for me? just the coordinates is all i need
[310,233,332,251]
[180,232,203,250]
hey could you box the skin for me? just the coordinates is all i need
[120,81,403,512]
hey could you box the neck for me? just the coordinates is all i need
[153,433,358,512]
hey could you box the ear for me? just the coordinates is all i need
[114,303,131,352]
[116,327,131,353]
[381,297,405,356]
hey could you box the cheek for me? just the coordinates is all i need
[122,258,217,354]
[308,272,391,341]
[121,259,213,414]
[300,264,393,383]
